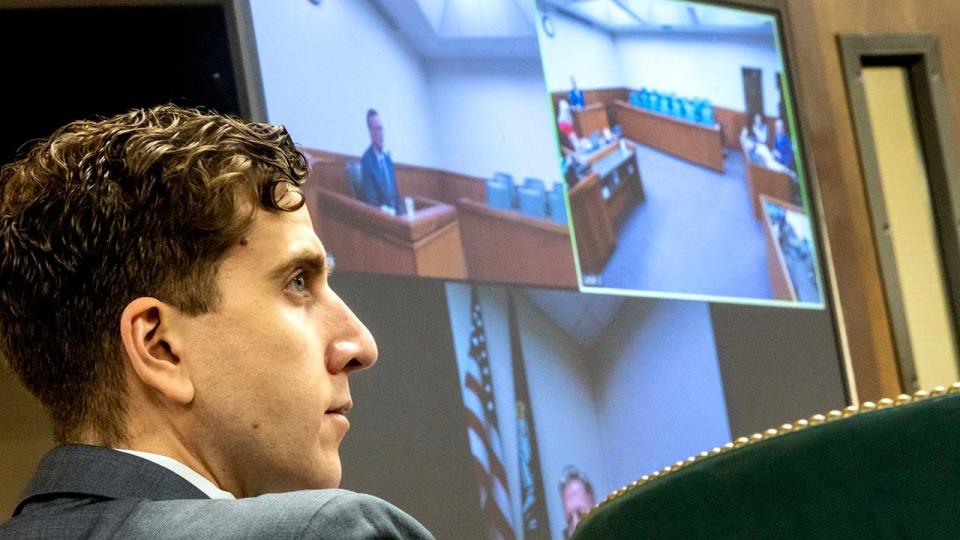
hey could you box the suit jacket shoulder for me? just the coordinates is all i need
[1,445,433,539]
[358,145,383,206]
[115,489,433,539]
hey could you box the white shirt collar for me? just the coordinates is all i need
[114,448,236,500]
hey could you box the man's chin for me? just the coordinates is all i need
[306,455,342,490]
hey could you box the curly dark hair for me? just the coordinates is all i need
[0,104,309,445]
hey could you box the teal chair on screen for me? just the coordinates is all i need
[524,177,546,193]
[518,186,547,219]
[485,179,512,211]
[547,187,567,225]
[702,101,715,126]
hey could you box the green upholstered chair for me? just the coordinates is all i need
[573,385,960,539]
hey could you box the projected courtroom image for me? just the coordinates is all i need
[445,283,732,538]
[253,1,578,288]
[537,0,823,304]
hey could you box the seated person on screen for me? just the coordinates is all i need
[360,108,404,215]
[751,112,770,146]
[568,75,585,110]
[773,118,795,170]
[740,126,796,178]
[556,99,579,150]
[0,105,433,539]
[559,465,597,539]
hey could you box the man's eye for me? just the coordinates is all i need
[287,273,308,294]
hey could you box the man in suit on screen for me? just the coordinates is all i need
[359,108,404,215]
[0,105,433,539]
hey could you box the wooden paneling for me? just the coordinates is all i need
[572,103,610,138]
[713,106,777,150]
[304,147,575,287]
[615,101,725,172]
[784,0,960,400]
[744,154,795,221]
[568,141,645,275]
[456,199,577,288]
[314,189,467,279]
[569,173,615,275]
[551,87,629,113]
[715,106,746,150]
[0,371,53,519]
[302,148,485,205]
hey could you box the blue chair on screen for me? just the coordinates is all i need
[668,94,680,117]
[688,99,699,122]
[547,186,568,225]
[486,178,512,210]
[493,172,518,206]
[524,177,546,193]
[651,91,663,113]
[639,88,650,109]
[518,186,547,219]
[702,102,715,126]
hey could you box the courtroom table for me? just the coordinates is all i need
[573,102,610,138]
[314,190,467,280]
[614,100,724,172]
[568,140,645,276]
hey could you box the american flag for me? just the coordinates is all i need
[463,287,516,539]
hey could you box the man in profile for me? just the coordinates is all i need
[559,465,597,538]
[359,108,403,215]
[0,105,432,538]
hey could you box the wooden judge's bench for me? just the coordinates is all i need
[302,148,578,288]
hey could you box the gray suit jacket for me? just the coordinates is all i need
[0,444,433,539]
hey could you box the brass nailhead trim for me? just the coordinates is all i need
[579,383,958,528]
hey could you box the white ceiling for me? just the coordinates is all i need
[522,288,625,349]
[538,0,775,35]
[371,0,541,60]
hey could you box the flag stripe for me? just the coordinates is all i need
[461,286,516,540]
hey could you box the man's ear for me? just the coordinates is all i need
[119,297,194,405]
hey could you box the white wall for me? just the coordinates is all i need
[538,12,624,91]
[249,0,437,165]
[427,58,562,186]
[616,32,783,116]
[251,1,562,186]
[537,11,783,116]
[590,299,732,487]
[516,294,607,540]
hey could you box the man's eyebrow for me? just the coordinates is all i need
[267,250,327,282]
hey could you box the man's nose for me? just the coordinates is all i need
[325,290,378,375]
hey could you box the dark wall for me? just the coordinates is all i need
[0,5,240,166]
[711,303,846,437]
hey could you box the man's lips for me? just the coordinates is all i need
[326,401,352,415]
[325,401,352,431]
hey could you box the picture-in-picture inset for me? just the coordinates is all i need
[445,282,732,538]
[536,0,824,306]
